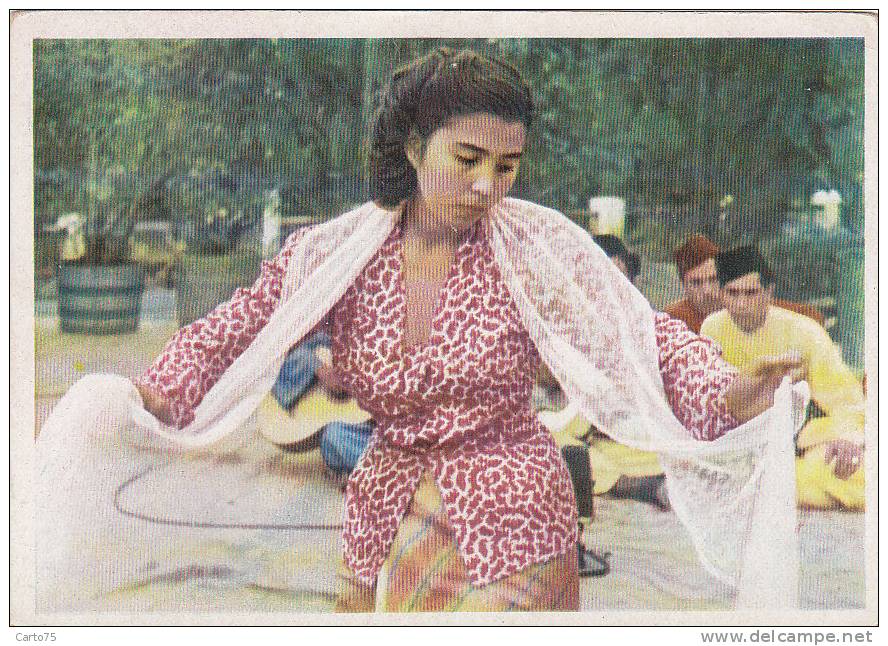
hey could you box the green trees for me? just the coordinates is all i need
[35,40,171,260]
[34,37,864,244]
[508,38,865,239]
[32,37,866,364]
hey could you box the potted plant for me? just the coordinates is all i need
[47,167,148,335]
[35,41,166,335]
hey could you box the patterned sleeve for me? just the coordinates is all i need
[137,229,315,428]
[654,311,739,441]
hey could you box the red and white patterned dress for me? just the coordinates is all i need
[139,219,738,588]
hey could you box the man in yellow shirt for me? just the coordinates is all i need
[700,246,865,510]
[667,234,825,333]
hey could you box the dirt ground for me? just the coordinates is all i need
[29,309,866,617]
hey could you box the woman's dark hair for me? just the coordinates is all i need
[368,47,534,207]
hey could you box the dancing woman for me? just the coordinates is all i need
[39,48,805,613]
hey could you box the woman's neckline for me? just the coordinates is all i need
[397,220,480,353]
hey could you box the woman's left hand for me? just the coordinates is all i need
[823,439,864,479]
[724,352,806,424]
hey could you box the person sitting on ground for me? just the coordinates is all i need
[700,245,865,510]
[591,234,640,283]
[547,234,670,511]
[267,332,374,476]
[667,234,824,334]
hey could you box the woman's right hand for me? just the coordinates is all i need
[134,383,178,426]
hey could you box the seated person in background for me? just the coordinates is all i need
[665,235,724,333]
[700,246,865,510]
[546,234,669,511]
[592,234,641,282]
[265,332,374,476]
[667,234,824,333]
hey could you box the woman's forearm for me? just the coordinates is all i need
[655,312,739,441]
[723,353,805,425]
[136,231,306,428]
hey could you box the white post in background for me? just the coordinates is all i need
[811,189,842,231]
[588,196,626,237]
[261,188,282,258]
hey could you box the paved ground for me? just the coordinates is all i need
[32,291,866,616]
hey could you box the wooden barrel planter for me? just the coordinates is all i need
[174,251,261,327]
[57,263,145,334]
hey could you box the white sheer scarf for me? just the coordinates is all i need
[37,198,808,610]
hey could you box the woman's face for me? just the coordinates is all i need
[406,112,527,231]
